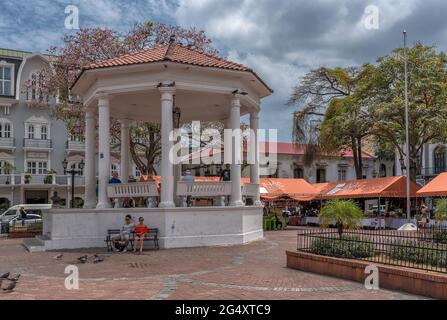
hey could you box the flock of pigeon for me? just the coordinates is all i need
[53,253,105,264]
[0,272,20,293]
[0,253,106,294]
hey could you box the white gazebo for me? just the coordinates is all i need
[40,42,273,250]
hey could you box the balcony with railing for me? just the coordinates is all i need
[23,138,52,149]
[0,174,20,185]
[0,174,85,186]
[66,140,85,152]
[0,137,15,149]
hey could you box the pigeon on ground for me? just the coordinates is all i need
[93,255,104,264]
[53,253,63,260]
[0,272,9,279]
[77,255,88,264]
[9,274,20,282]
[2,280,16,293]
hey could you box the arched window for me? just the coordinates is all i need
[70,162,84,176]
[110,163,120,176]
[41,125,47,140]
[316,168,326,183]
[293,166,304,179]
[380,164,387,177]
[0,160,13,175]
[434,146,446,174]
[27,124,35,139]
[0,119,12,138]
[24,116,50,140]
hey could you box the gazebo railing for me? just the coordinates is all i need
[107,182,159,208]
[108,182,159,198]
[177,181,232,197]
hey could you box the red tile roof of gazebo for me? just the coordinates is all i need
[85,44,250,72]
[73,43,273,93]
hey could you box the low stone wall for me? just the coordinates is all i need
[42,206,263,250]
[286,251,447,299]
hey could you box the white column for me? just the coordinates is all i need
[84,108,97,208]
[96,95,111,208]
[230,94,244,207]
[250,111,262,206]
[158,84,176,208]
[120,119,131,183]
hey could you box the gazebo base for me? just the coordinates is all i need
[40,206,264,250]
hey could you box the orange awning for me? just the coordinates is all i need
[312,176,420,200]
[257,178,318,201]
[417,172,447,197]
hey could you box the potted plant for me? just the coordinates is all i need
[318,199,364,238]
[44,169,57,184]
[24,174,32,184]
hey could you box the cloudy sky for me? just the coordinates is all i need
[1,0,446,141]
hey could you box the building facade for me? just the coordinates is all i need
[188,142,395,184]
[0,48,141,208]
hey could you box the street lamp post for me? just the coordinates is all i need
[403,30,412,222]
[62,158,85,209]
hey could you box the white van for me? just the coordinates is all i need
[0,204,52,222]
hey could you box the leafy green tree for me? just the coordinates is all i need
[319,66,375,179]
[368,43,447,180]
[435,198,447,222]
[319,200,364,238]
[288,67,370,171]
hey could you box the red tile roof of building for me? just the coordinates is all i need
[260,142,375,159]
[184,142,375,161]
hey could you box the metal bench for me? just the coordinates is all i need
[105,228,160,251]
[107,182,159,208]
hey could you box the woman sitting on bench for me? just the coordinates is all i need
[134,217,149,254]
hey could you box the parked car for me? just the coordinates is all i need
[0,204,51,222]
[8,214,42,227]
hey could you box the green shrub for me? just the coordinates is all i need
[434,230,447,244]
[309,236,376,259]
[435,198,447,222]
[390,241,447,268]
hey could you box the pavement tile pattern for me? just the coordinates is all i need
[0,228,426,300]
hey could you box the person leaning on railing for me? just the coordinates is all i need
[139,174,158,207]
[181,170,195,207]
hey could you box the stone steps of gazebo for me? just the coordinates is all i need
[22,237,46,252]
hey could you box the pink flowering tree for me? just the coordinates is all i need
[32,21,219,176]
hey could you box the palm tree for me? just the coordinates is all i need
[319,199,364,238]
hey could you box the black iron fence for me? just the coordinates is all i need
[1,220,43,237]
[297,227,447,273]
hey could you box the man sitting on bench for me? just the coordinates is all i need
[134,217,149,254]
[111,215,135,252]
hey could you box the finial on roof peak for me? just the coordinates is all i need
[169,34,176,44]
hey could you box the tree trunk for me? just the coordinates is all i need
[337,223,344,239]
[351,137,361,179]
[357,137,363,179]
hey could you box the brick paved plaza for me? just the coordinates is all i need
[0,228,425,300]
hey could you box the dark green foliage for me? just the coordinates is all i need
[309,236,376,259]
[390,241,447,268]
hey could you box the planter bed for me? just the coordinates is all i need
[286,250,447,299]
